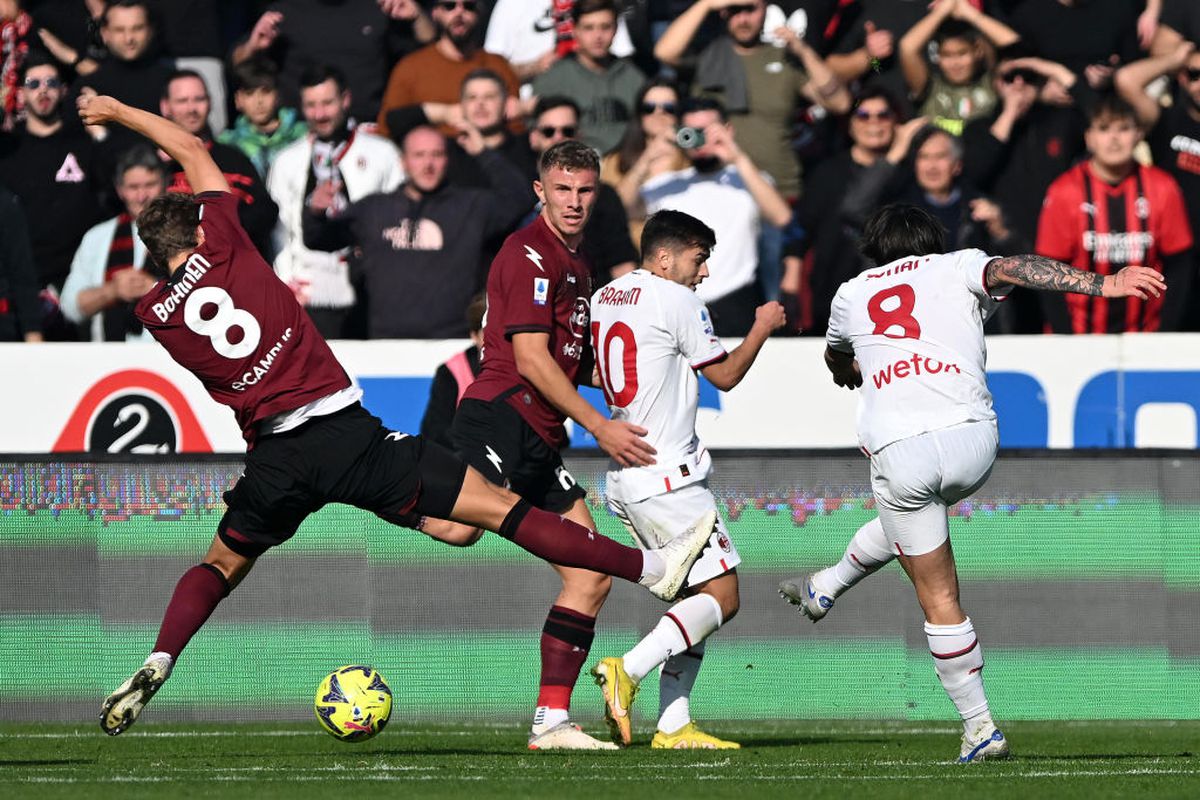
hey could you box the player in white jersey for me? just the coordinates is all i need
[588,210,786,748]
[779,205,1166,763]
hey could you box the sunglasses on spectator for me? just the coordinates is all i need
[1185,68,1200,83]
[538,125,577,138]
[23,77,62,90]
[852,108,894,121]
[435,0,477,11]
[1000,68,1047,87]
[639,101,677,115]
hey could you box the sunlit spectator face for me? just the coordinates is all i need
[574,10,617,61]
[530,105,579,154]
[937,36,977,86]
[432,0,478,46]
[19,65,64,122]
[850,97,896,152]
[1085,113,1141,171]
[117,165,166,218]
[914,132,961,195]
[461,76,505,132]
[535,165,598,239]
[161,76,210,135]
[1180,53,1200,111]
[639,86,678,140]
[403,128,449,193]
[723,0,766,48]
[102,5,152,62]
[235,85,279,129]
[301,79,350,140]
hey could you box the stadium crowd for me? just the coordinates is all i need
[0,0,1195,343]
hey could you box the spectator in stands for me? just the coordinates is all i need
[78,0,171,116]
[603,78,690,249]
[269,64,405,339]
[384,67,539,186]
[1009,0,1141,84]
[527,95,637,283]
[962,52,1094,332]
[0,0,34,130]
[376,0,520,140]
[640,96,792,336]
[32,0,108,77]
[0,54,102,297]
[484,0,636,83]
[898,0,1020,136]
[789,88,924,334]
[827,0,928,110]
[157,69,279,258]
[218,57,307,179]
[302,125,531,338]
[1115,39,1200,328]
[531,0,645,155]
[1036,94,1192,333]
[420,293,486,448]
[1151,0,1193,55]
[233,0,434,126]
[0,184,41,341]
[654,0,851,199]
[896,125,1019,255]
[60,145,162,342]
[148,0,226,132]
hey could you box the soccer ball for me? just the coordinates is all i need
[313,665,393,742]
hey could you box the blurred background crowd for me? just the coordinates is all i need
[0,0,1196,344]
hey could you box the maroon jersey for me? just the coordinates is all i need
[134,192,350,444]
[1036,162,1192,333]
[464,214,593,447]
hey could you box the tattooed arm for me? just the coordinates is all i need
[984,255,1167,299]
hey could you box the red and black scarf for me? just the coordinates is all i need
[102,213,143,341]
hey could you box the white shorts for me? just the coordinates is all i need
[606,481,740,587]
[870,420,998,557]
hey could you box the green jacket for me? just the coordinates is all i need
[217,107,308,178]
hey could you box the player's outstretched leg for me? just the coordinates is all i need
[779,517,894,622]
[592,575,737,747]
[101,536,248,735]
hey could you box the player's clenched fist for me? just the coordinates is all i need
[1103,266,1167,300]
[753,301,787,333]
[77,93,121,126]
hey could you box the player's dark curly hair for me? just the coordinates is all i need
[137,193,200,275]
[859,204,946,265]
[641,210,716,262]
[538,139,600,177]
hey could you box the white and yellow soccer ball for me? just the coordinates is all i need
[313,665,393,742]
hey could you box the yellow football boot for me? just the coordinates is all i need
[651,722,741,750]
[591,656,638,746]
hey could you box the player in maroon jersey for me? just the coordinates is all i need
[78,95,714,737]
[442,140,715,750]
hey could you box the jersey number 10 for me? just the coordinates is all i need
[592,321,639,408]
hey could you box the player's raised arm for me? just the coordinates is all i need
[984,254,1167,299]
[78,94,229,195]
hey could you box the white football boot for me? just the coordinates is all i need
[527,722,620,750]
[778,574,836,622]
[640,511,717,602]
[958,724,1011,763]
[100,653,173,736]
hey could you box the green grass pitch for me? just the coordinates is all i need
[3,721,1197,798]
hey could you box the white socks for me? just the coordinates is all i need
[814,517,894,596]
[622,594,724,682]
[925,617,991,728]
[658,641,705,734]
[639,551,665,584]
[532,706,569,732]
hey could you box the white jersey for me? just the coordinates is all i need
[826,248,1009,454]
[591,269,727,502]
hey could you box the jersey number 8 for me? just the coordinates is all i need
[184,287,263,359]
[867,284,922,340]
